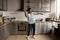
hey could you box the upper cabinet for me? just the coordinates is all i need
[28,0,51,12]
[41,0,51,12]
[0,0,7,11]
[30,0,41,11]
[0,0,56,12]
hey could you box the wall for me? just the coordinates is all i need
[2,11,50,21]
[56,0,60,19]
[3,11,27,21]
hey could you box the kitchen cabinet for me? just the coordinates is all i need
[3,25,10,39]
[35,22,46,34]
[30,0,41,11]
[28,0,51,12]
[35,22,40,34]
[7,22,17,35]
[41,0,51,11]
[35,21,53,34]
[0,22,17,40]
[0,22,16,40]
[0,27,6,40]
[0,23,11,40]
[0,25,10,40]
[0,0,7,11]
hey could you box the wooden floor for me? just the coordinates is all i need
[7,35,54,40]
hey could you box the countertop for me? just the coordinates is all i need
[0,21,28,28]
[54,21,60,24]
[0,20,60,28]
[0,23,9,28]
[0,22,14,28]
[54,20,60,22]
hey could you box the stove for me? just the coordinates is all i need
[17,22,28,34]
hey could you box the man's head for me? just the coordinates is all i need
[27,7,32,13]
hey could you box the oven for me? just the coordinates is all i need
[17,22,28,35]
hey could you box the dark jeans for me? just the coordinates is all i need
[27,23,35,36]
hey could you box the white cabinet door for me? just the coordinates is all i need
[35,22,48,34]
[35,23,40,34]
[30,0,41,11]
[39,22,47,33]
[35,22,43,34]
[0,28,6,40]
[35,22,53,34]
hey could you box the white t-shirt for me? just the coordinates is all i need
[27,13,35,24]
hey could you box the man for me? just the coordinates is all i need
[24,7,35,40]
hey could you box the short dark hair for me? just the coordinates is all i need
[27,7,31,11]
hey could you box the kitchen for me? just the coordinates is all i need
[0,0,60,40]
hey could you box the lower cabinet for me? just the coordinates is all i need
[7,23,17,35]
[35,22,53,34]
[4,26,10,39]
[0,23,11,40]
[0,27,7,40]
[0,22,28,40]
[8,22,28,35]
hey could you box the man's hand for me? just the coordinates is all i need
[24,10,27,17]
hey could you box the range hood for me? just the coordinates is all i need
[17,0,24,11]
